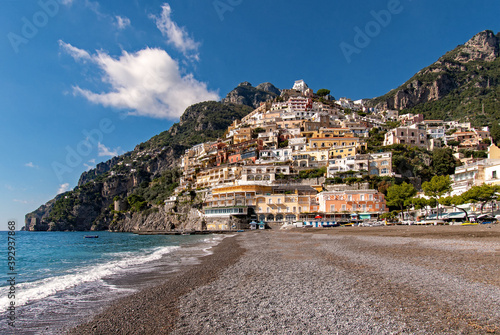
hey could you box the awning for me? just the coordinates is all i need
[447,212,466,219]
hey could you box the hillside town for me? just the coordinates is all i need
[169,80,500,230]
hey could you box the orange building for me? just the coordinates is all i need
[317,189,388,215]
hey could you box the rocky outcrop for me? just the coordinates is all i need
[456,30,499,63]
[222,82,280,108]
[371,30,500,114]
[109,204,204,232]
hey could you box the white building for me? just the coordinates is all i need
[292,79,309,93]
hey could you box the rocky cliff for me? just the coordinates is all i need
[222,82,281,108]
[371,30,500,125]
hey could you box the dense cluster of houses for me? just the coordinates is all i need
[168,80,495,229]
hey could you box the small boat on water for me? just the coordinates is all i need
[84,235,99,238]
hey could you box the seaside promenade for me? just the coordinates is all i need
[70,225,500,334]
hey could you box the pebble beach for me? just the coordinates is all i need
[70,225,500,334]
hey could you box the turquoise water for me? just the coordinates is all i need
[0,231,223,334]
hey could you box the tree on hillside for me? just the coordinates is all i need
[405,197,436,218]
[422,175,452,219]
[432,148,459,176]
[316,89,330,97]
[462,184,500,214]
[490,123,500,146]
[386,182,417,212]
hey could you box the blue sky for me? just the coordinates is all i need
[1,0,499,230]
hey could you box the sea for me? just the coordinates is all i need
[0,231,227,334]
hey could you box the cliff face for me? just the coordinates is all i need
[25,97,260,232]
[371,30,500,124]
[222,82,280,108]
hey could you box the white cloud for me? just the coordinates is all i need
[60,42,219,119]
[98,142,120,157]
[60,0,74,5]
[151,3,200,61]
[13,199,29,204]
[25,162,39,169]
[57,183,70,194]
[59,40,91,61]
[115,16,131,30]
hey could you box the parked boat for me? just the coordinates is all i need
[84,235,99,238]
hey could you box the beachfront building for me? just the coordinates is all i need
[255,185,319,224]
[203,185,271,217]
[316,188,388,218]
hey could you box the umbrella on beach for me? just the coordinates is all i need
[315,215,323,219]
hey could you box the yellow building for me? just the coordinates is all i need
[233,127,252,144]
[301,128,354,139]
[328,145,358,159]
[489,143,500,159]
[195,166,242,189]
[255,186,318,223]
[308,136,360,150]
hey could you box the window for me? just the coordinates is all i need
[381,168,388,174]
[347,195,352,201]
[493,171,498,179]
[381,161,388,166]
[341,204,346,211]
[268,199,272,204]
[330,204,335,212]
[360,195,365,201]
[352,204,357,210]
[369,194,373,201]
[267,207,270,213]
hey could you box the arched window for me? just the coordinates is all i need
[267,214,274,221]
[276,214,284,221]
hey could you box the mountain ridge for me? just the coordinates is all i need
[370,30,500,125]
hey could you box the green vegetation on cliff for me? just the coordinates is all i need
[371,30,500,128]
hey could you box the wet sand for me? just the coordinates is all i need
[69,225,500,334]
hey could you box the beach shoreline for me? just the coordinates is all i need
[69,225,500,334]
[67,234,245,335]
